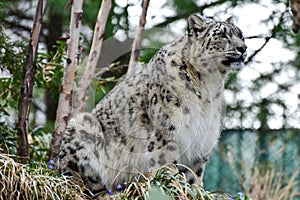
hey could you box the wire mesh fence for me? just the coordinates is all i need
[204,128,300,199]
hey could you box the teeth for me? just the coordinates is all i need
[242,52,247,60]
[230,61,244,70]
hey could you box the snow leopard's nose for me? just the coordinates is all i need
[237,44,247,54]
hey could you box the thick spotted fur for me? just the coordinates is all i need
[58,14,247,194]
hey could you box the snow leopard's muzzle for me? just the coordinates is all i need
[222,44,247,70]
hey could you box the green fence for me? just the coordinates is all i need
[204,129,300,199]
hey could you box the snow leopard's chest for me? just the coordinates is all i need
[172,93,223,162]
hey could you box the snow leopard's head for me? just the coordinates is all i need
[187,14,247,73]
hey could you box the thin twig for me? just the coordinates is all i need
[73,0,112,114]
[245,34,268,39]
[48,0,83,166]
[16,0,47,163]
[126,0,150,78]
[245,36,271,65]
[245,8,288,64]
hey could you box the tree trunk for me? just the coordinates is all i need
[126,0,150,78]
[16,0,47,163]
[290,0,300,33]
[48,0,84,168]
[73,0,112,114]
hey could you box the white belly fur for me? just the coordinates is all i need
[175,100,221,163]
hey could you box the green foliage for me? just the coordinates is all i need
[0,0,7,21]
[36,40,65,99]
[82,0,101,28]
[47,0,68,14]
[0,122,17,155]
[0,25,64,161]
[29,124,53,162]
[0,26,26,115]
[173,0,200,15]
[0,120,53,162]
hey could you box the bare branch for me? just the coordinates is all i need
[126,0,150,78]
[245,34,268,39]
[16,0,47,163]
[245,36,271,65]
[48,0,83,166]
[73,0,112,114]
[245,8,288,65]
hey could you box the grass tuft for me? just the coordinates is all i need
[246,167,300,200]
[0,154,86,200]
[0,154,247,200]
[106,164,234,200]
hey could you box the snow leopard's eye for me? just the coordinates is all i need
[236,29,244,41]
[241,36,245,41]
[220,32,228,39]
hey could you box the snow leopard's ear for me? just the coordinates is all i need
[187,14,207,37]
[226,16,235,25]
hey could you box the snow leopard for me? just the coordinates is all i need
[58,14,247,194]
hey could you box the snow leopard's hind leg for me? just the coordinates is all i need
[58,113,106,194]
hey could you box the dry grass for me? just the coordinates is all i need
[226,147,300,200]
[106,164,233,200]
[0,154,86,200]
[246,167,300,200]
[0,154,242,200]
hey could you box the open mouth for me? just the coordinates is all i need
[222,54,246,70]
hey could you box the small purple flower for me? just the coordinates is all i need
[47,159,55,170]
[47,164,54,170]
[117,184,122,191]
[47,159,54,169]
[108,189,113,195]
[230,196,235,200]
[237,192,244,200]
